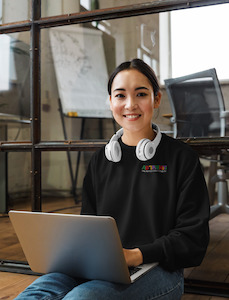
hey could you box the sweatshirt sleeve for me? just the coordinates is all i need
[139,153,210,271]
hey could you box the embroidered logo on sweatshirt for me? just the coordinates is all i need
[142,165,167,173]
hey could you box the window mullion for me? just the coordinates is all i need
[30,0,41,211]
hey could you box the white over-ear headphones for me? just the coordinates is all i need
[105,123,161,162]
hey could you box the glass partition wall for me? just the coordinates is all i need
[1,0,228,211]
[0,0,229,294]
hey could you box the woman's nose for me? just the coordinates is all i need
[125,96,137,109]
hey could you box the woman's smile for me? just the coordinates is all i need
[123,114,141,120]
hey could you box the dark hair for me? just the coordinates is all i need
[108,58,160,96]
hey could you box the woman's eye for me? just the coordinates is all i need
[137,92,147,97]
[115,94,125,99]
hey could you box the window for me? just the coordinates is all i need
[0,34,10,90]
[170,3,229,80]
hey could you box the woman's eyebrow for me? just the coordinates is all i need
[113,86,149,92]
[113,88,126,92]
[135,86,149,91]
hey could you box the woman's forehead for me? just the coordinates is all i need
[112,69,152,90]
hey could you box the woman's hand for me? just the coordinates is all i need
[123,248,143,267]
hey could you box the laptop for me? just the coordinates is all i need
[9,210,158,284]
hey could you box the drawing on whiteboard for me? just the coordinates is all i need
[49,25,112,118]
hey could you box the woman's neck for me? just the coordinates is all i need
[121,128,156,146]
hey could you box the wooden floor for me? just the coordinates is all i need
[0,197,229,299]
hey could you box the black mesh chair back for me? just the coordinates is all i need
[164,69,225,138]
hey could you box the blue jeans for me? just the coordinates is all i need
[15,266,184,300]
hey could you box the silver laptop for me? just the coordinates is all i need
[9,210,158,284]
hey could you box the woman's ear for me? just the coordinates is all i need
[109,95,113,111]
[154,91,162,108]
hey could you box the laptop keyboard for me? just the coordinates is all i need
[128,266,141,276]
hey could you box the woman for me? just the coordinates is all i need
[16,59,209,299]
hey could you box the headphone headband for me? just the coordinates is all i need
[151,123,161,149]
[109,128,123,143]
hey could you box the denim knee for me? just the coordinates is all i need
[15,272,78,300]
[63,268,184,300]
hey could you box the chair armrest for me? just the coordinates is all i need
[220,111,229,119]
[170,116,176,123]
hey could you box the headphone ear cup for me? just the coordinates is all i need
[105,144,112,161]
[136,139,155,161]
[144,140,155,159]
[105,141,121,162]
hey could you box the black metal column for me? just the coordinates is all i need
[30,0,41,211]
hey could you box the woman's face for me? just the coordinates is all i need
[109,69,161,139]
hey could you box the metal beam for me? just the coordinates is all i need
[1,138,229,155]
[0,0,228,34]
[0,21,31,34]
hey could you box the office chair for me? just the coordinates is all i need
[164,68,229,219]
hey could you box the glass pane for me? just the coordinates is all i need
[41,151,95,213]
[41,24,116,141]
[41,0,150,18]
[7,152,32,210]
[171,3,229,80]
[42,0,80,17]
[81,0,152,11]
[40,12,160,140]
[1,0,30,24]
[0,152,31,261]
[0,32,31,141]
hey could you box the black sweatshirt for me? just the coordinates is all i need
[81,133,210,271]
